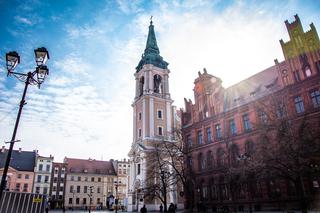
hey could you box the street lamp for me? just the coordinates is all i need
[0,47,50,202]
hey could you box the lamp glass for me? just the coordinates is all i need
[36,65,49,84]
[34,47,49,66]
[6,52,20,71]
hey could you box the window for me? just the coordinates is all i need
[137,164,141,175]
[310,90,320,108]
[206,128,212,143]
[276,103,287,118]
[229,119,237,135]
[84,177,88,181]
[97,187,101,193]
[187,135,192,148]
[158,126,163,136]
[243,114,252,131]
[197,131,203,145]
[15,183,20,191]
[315,61,320,73]
[78,176,81,181]
[293,70,301,82]
[215,124,222,139]
[69,198,73,204]
[282,70,289,86]
[217,149,225,167]
[76,198,79,205]
[46,165,50,172]
[60,187,64,192]
[17,174,22,179]
[98,177,101,182]
[230,145,239,167]
[53,177,58,183]
[187,156,193,171]
[54,168,59,174]
[84,186,88,193]
[139,76,144,96]
[157,110,162,119]
[35,187,40,194]
[258,109,268,124]
[23,184,28,192]
[53,186,57,191]
[198,153,205,171]
[77,185,80,193]
[37,175,42,183]
[119,169,122,174]
[91,177,95,182]
[83,198,87,205]
[138,112,142,121]
[71,176,74,181]
[38,164,43,171]
[43,187,48,195]
[25,174,29,179]
[207,151,213,169]
[304,66,312,77]
[44,176,49,183]
[138,129,142,137]
[154,74,162,93]
[70,185,74,193]
[294,96,305,113]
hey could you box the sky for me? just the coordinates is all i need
[0,0,319,162]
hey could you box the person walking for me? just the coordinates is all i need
[140,204,147,213]
[159,203,163,212]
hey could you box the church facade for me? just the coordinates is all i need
[127,20,183,212]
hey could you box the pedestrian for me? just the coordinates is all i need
[159,203,163,212]
[168,203,175,213]
[45,207,49,213]
[140,204,147,213]
[62,206,65,213]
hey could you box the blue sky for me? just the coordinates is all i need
[0,0,319,162]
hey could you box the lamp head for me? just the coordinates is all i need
[6,51,20,72]
[34,47,49,66]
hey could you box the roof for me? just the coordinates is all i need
[224,64,281,111]
[0,149,36,172]
[64,158,116,175]
[136,21,168,72]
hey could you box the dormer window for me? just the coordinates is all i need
[304,66,312,77]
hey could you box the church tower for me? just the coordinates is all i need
[128,20,179,211]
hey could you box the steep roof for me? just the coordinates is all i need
[224,65,281,111]
[0,149,36,172]
[136,20,169,72]
[64,157,116,175]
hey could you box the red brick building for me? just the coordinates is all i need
[181,15,320,211]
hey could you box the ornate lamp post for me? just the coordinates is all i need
[0,47,50,201]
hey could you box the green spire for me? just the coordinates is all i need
[136,19,168,72]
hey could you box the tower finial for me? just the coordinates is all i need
[150,16,153,25]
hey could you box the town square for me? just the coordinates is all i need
[0,0,319,212]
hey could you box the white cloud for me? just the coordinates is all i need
[14,16,33,25]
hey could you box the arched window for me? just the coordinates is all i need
[198,153,205,171]
[245,140,254,158]
[153,74,162,94]
[139,77,144,96]
[207,150,213,169]
[217,148,225,167]
[230,144,239,167]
